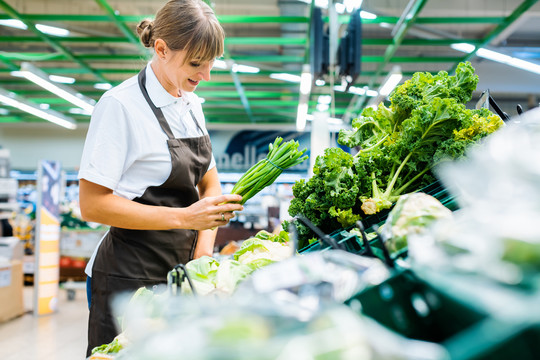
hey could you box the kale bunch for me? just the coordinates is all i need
[286,62,504,248]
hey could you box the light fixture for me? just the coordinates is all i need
[348,86,379,97]
[12,62,95,113]
[0,87,77,129]
[315,79,326,86]
[212,59,228,70]
[68,108,92,116]
[451,43,540,75]
[379,66,403,96]
[94,83,113,91]
[306,114,343,125]
[299,68,313,95]
[296,102,309,132]
[297,0,374,17]
[0,19,70,37]
[297,64,312,132]
[49,75,75,84]
[270,73,301,83]
[232,64,260,74]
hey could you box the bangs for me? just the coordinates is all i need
[184,20,224,64]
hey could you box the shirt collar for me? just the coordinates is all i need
[144,63,191,109]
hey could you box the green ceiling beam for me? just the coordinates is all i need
[362,38,484,46]
[196,90,295,98]
[449,0,540,73]
[334,15,504,25]
[217,15,308,23]
[415,17,505,24]
[225,37,306,46]
[0,13,505,25]
[1,53,461,63]
[94,0,148,53]
[0,36,481,47]
[230,55,304,63]
[0,116,23,123]
[0,36,131,43]
[0,0,108,84]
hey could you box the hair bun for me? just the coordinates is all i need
[136,19,154,48]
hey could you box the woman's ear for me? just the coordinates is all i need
[154,39,168,60]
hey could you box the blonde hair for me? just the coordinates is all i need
[136,0,224,64]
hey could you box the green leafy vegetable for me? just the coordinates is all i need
[287,62,504,248]
[231,137,308,205]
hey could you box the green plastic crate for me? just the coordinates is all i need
[345,270,540,360]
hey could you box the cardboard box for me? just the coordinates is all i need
[0,260,25,323]
[0,237,24,261]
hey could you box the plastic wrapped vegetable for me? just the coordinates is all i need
[382,192,452,254]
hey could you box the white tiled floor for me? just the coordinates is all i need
[0,286,88,360]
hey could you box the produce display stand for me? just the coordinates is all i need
[345,268,540,360]
[59,227,107,299]
[298,179,457,258]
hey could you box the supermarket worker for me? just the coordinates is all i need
[77,0,243,355]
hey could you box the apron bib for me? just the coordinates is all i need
[87,68,212,355]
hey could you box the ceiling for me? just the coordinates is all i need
[0,0,539,130]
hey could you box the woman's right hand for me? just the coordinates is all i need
[184,194,243,230]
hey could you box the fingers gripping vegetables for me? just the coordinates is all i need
[230,137,308,205]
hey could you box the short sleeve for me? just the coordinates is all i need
[78,96,133,190]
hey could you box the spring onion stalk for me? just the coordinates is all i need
[231,137,308,205]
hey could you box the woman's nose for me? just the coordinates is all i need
[201,63,211,81]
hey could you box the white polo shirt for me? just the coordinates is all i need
[78,63,215,200]
[79,64,216,276]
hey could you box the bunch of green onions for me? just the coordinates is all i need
[231,137,308,205]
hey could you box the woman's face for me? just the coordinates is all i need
[159,49,214,96]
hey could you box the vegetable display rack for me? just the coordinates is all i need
[298,179,458,258]
[345,270,540,360]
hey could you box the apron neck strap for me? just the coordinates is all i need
[138,68,175,140]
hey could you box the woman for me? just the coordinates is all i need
[78,0,242,355]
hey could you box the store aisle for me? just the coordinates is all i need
[0,286,88,360]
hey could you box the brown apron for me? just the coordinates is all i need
[86,68,212,356]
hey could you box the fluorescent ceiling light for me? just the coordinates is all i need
[507,58,540,75]
[68,107,92,116]
[333,85,378,97]
[316,103,329,112]
[232,64,260,74]
[94,82,113,91]
[318,95,332,105]
[270,73,301,83]
[297,0,375,17]
[36,24,70,37]
[315,79,326,86]
[348,86,379,97]
[12,62,95,113]
[299,68,313,95]
[296,102,308,132]
[0,87,77,129]
[476,48,513,63]
[360,10,377,19]
[452,42,540,75]
[39,103,50,110]
[0,19,70,37]
[307,114,343,125]
[0,19,26,30]
[379,67,403,96]
[450,43,475,53]
[49,74,75,84]
[212,59,227,70]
